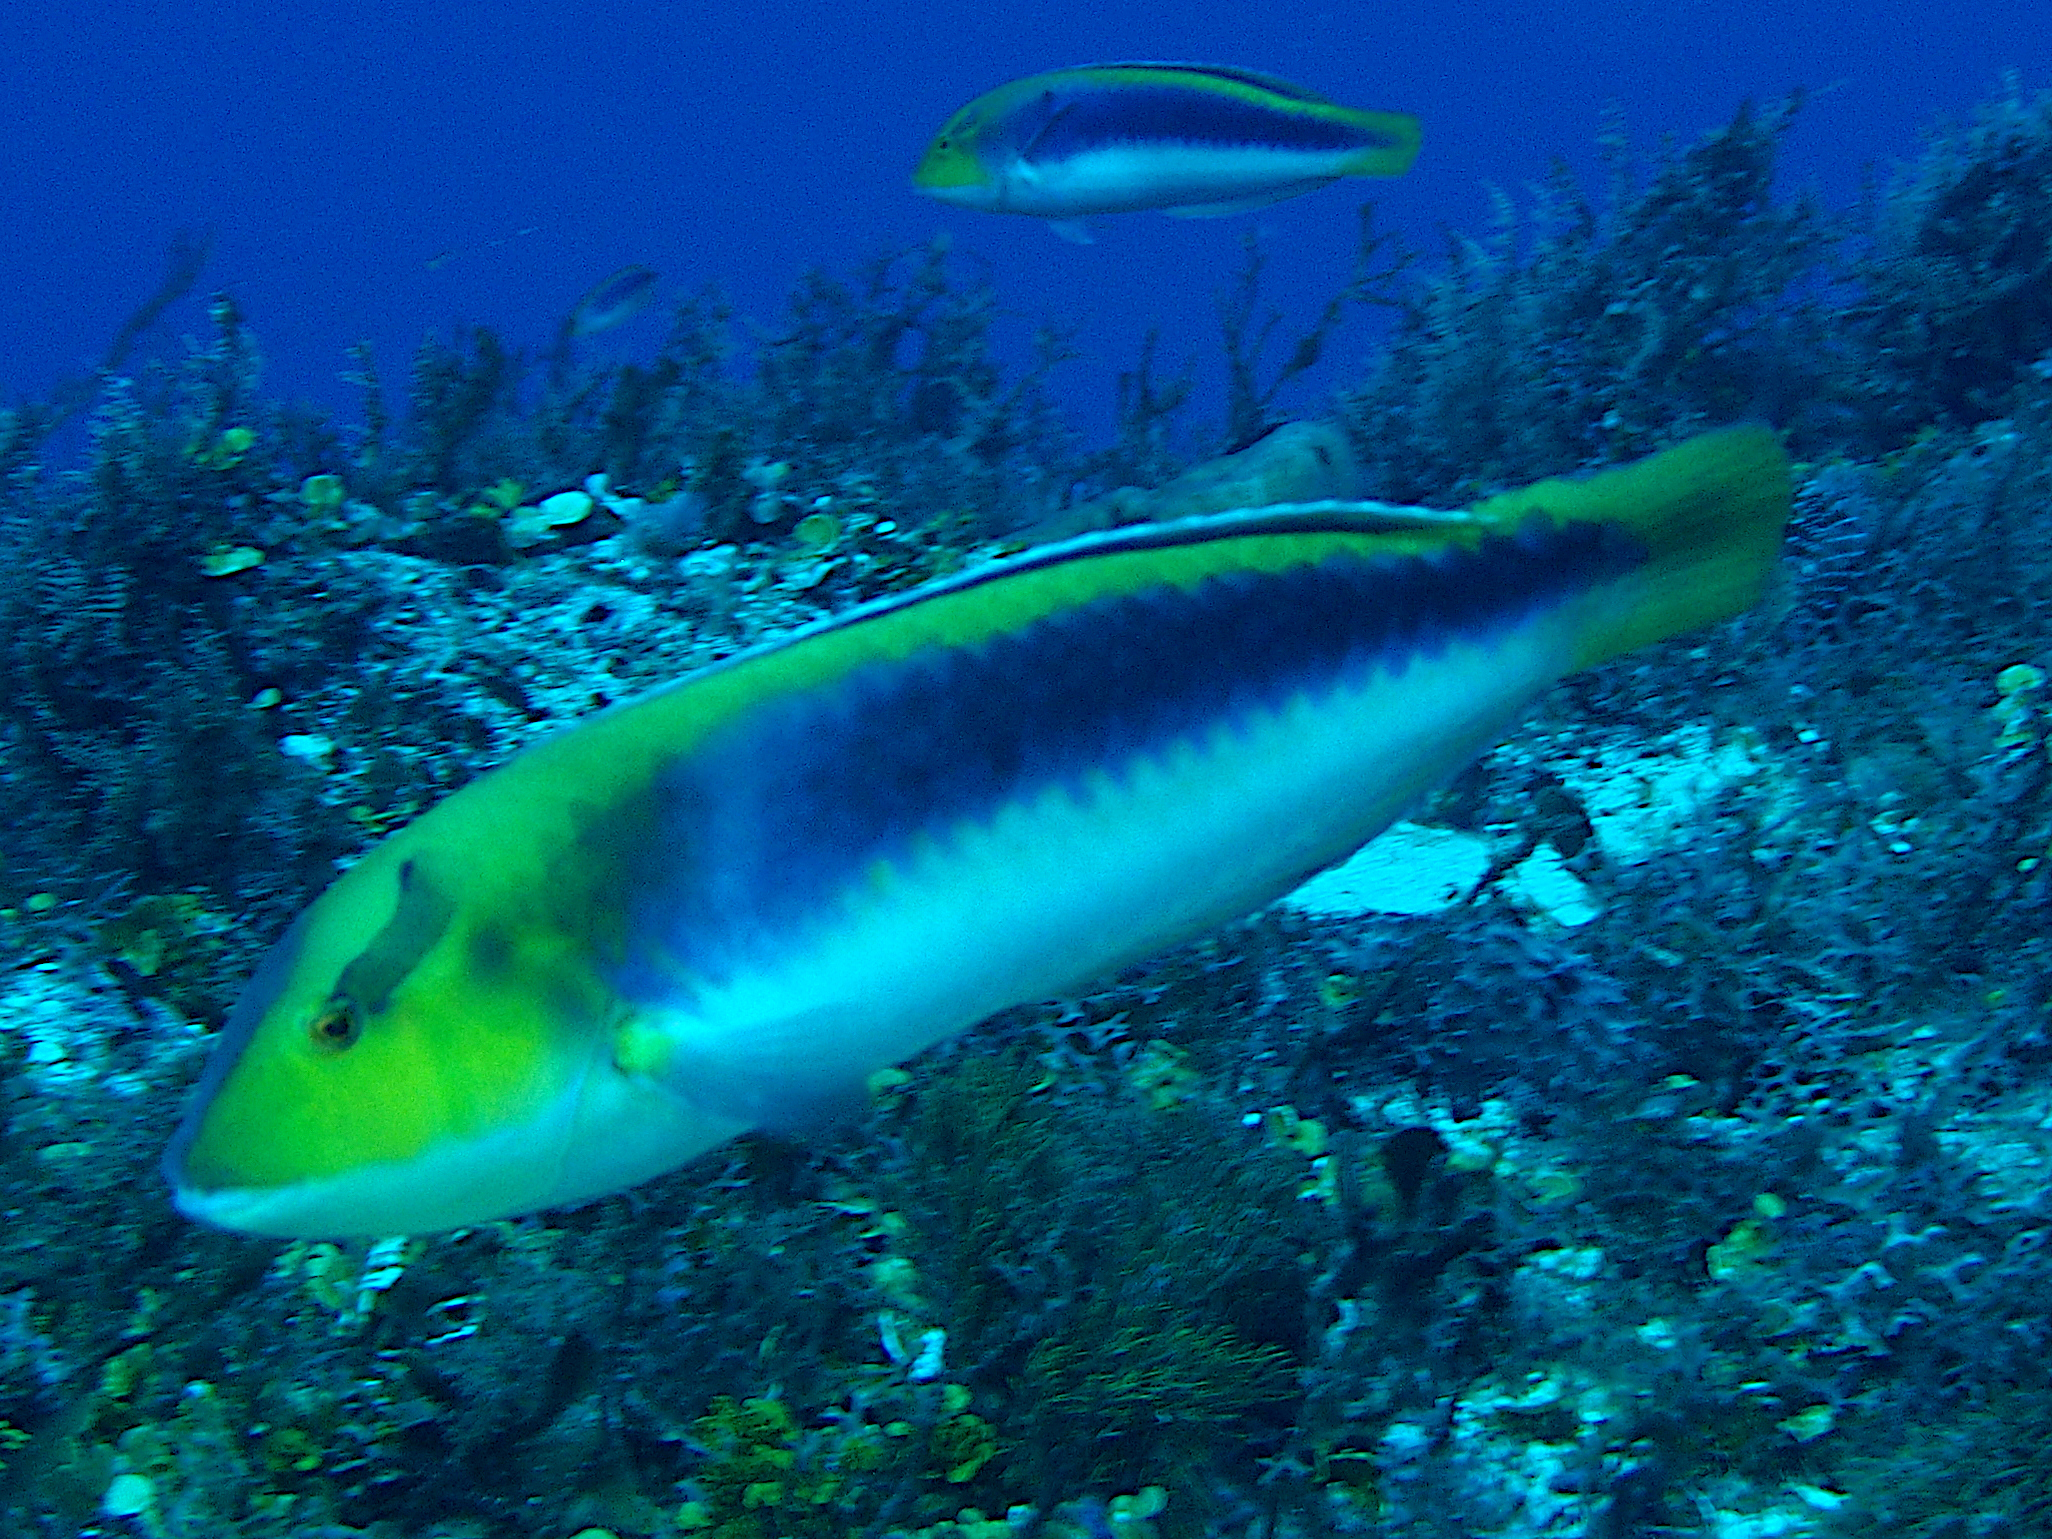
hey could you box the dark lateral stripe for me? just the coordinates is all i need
[1030,84,1376,160]
[620,516,1646,977]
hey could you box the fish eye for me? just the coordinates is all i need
[308,1000,364,1054]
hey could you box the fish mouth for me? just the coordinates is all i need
[911,156,991,198]
[166,1143,551,1239]
[170,1175,344,1239]
[166,1045,752,1238]
[163,1080,596,1238]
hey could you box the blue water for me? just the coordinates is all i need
[4,0,2042,439]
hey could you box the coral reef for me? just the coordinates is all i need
[1341,95,1835,503]
[1853,77,2052,437]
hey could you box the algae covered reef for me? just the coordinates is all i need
[2,82,2052,1537]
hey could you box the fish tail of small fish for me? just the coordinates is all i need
[1333,108,1424,177]
[1474,424,1793,669]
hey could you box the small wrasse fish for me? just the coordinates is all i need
[913,63,1420,238]
[548,264,660,384]
[165,426,1789,1238]
[566,264,659,340]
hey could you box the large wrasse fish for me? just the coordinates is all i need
[913,63,1419,239]
[165,426,1789,1238]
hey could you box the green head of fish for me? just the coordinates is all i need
[912,101,999,200]
[162,739,746,1238]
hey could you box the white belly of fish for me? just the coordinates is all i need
[1005,143,1350,215]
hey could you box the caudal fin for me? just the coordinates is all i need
[1469,425,1792,670]
[1339,110,1423,178]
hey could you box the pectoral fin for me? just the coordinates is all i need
[614,1005,882,1135]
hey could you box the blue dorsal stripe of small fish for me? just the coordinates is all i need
[1030,84,1391,160]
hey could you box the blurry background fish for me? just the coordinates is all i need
[548,262,659,382]
[914,63,1419,241]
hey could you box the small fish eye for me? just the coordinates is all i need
[309,1001,363,1053]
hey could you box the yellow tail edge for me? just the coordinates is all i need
[1339,111,1423,178]
[1470,425,1793,670]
